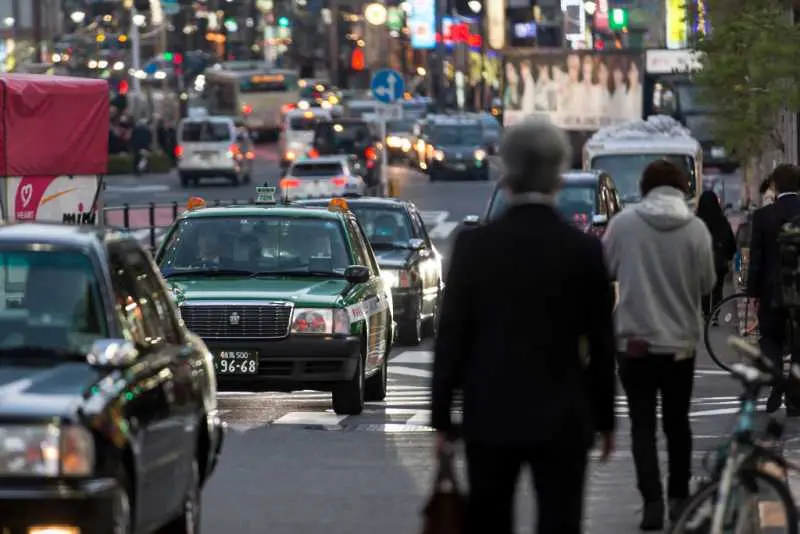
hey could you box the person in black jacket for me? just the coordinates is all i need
[747,164,800,414]
[696,190,736,323]
[431,119,616,534]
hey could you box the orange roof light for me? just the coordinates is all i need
[328,198,349,212]
[186,197,207,211]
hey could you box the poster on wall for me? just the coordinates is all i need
[408,0,436,49]
[502,51,644,131]
[5,176,100,224]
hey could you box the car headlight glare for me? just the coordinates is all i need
[286,150,296,160]
[386,136,402,148]
[381,268,411,288]
[0,424,94,477]
[474,149,487,161]
[433,149,445,161]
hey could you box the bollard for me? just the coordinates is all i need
[123,204,130,229]
[148,202,156,250]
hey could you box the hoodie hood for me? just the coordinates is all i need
[634,186,694,231]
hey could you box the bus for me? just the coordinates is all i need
[204,68,299,140]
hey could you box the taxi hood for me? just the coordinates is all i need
[167,276,349,307]
[0,362,100,419]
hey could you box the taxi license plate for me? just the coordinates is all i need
[453,163,466,170]
[215,351,259,375]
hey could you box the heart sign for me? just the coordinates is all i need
[13,177,57,221]
[20,184,33,207]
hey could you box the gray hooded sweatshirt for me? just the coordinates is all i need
[603,186,716,356]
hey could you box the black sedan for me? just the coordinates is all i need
[298,197,444,345]
[0,223,224,534]
[422,116,491,181]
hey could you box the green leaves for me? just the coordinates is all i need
[692,0,800,162]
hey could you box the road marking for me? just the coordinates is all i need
[391,350,433,364]
[272,412,346,426]
[419,210,449,226]
[405,409,431,426]
[105,184,171,193]
[387,365,432,379]
[428,221,459,240]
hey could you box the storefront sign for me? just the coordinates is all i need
[666,0,687,49]
[408,0,436,49]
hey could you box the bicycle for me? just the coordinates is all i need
[670,337,800,534]
[704,292,759,373]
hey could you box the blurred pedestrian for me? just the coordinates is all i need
[760,176,775,206]
[696,190,736,323]
[747,164,800,413]
[130,118,153,175]
[602,159,716,530]
[431,119,617,534]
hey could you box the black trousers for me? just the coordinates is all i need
[619,353,694,503]
[465,441,588,534]
[758,306,800,407]
[702,271,725,317]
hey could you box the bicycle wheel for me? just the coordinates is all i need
[669,468,798,534]
[704,292,759,373]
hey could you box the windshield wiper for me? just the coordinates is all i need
[249,270,345,278]
[162,268,254,278]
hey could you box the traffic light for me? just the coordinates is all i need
[277,16,290,28]
[350,48,365,71]
[608,8,628,31]
[173,53,183,65]
[163,51,174,61]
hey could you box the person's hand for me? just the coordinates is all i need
[596,431,615,462]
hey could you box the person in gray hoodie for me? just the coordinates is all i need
[602,159,716,531]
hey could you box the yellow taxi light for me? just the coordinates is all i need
[186,197,207,211]
[328,198,349,212]
[28,527,80,534]
[303,111,313,118]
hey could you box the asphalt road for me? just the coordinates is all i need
[104,146,799,532]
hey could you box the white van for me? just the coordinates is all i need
[280,108,331,170]
[583,116,703,206]
[176,116,255,188]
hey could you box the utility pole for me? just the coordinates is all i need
[130,7,142,95]
[328,0,340,86]
[32,0,43,64]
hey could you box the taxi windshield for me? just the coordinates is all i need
[590,154,695,203]
[0,250,107,358]
[349,207,414,249]
[158,216,353,276]
[430,125,483,145]
[487,182,597,221]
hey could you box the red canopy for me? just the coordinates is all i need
[0,74,109,176]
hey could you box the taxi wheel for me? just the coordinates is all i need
[332,348,365,415]
[365,329,390,402]
[158,458,201,534]
[111,468,133,534]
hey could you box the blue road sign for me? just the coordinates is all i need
[370,69,405,104]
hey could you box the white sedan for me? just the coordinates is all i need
[279,156,366,201]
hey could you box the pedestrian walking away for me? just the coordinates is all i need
[602,159,716,530]
[746,163,800,414]
[696,189,736,322]
[431,119,617,534]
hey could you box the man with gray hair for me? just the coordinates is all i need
[431,119,616,534]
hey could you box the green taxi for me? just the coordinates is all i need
[154,189,394,415]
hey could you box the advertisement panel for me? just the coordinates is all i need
[666,0,687,49]
[5,176,100,224]
[503,50,644,131]
[486,0,505,50]
[408,0,436,49]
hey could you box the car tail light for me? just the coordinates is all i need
[365,146,378,160]
[174,145,183,158]
[242,104,253,114]
[399,270,411,288]
[367,160,375,169]
[245,151,255,160]
[280,178,300,188]
[573,213,589,225]
[308,148,320,158]
[331,176,347,186]
[282,103,296,113]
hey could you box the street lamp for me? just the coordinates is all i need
[364,3,387,26]
[70,11,86,24]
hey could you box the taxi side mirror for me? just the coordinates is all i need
[345,265,370,284]
[462,215,480,226]
[86,339,139,368]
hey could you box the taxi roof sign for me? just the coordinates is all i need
[186,197,206,211]
[256,186,277,204]
[328,198,349,212]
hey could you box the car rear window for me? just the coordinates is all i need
[289,117,318,130]
[180,121,232,142]
[290,162,344,177]
[313,122,372,152]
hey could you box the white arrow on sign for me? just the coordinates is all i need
[375,72,399,102]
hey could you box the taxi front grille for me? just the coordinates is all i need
[180,302,293,339]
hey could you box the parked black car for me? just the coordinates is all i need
[0,223,224,534]
[299,197,443,345]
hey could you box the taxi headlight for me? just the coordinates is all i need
[401,140,412,152]
[386,136,403,148]
[381,268,411,288]
[291,308,350,334]
[0,424,94,477]
[433,149,445,161]
[474,149,487,161]
[298,100,310,110]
